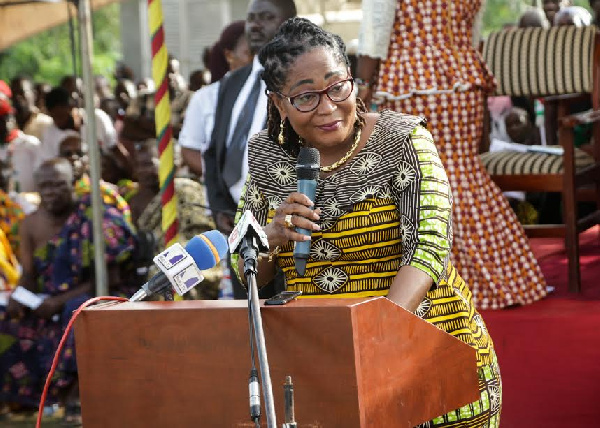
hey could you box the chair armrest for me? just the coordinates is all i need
[559,109,600,128]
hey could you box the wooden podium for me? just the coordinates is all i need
[75,297,479,427]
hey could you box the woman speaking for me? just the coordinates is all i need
[235,18,501,427]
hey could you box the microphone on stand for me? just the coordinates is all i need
[229,211,277,427]
[229,210,270,275]
[283,376,297,428]
[129,230,228,302]
[293,147,320,276]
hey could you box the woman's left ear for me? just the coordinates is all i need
[269,92,287,122]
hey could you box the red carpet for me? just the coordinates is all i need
[480,227,600,427]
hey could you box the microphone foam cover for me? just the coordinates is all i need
[185,230,229,270]
[297,147,320,180]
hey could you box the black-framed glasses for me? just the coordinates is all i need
[276,78,354,113]
[60,149,84,158]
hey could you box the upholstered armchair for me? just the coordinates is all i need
[480,26,600,292]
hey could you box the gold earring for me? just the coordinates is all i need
[278,119,285,145]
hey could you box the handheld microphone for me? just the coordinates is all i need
[129,230,228,302]
[293,147,320,276]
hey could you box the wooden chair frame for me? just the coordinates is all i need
[482,29,600,292]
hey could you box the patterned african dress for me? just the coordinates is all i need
[0,228,19,290]
[0,191,23,289]
[117,178,139,202]
[358,0,547,309]
[0,189,24,257]
[75,174,134,229]
[137,177,221,300]
[238,111,501,427]
[0,194,136,406]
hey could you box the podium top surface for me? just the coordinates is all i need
[86,296,383,312]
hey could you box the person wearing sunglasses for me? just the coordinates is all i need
[234,18,501,427]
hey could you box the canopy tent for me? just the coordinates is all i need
[0,0,121,51]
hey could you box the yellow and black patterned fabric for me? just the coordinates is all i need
[483,26,596,97]
[480,146,594,175]
[237,111,501,425]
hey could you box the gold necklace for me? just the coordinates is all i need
[320,128,362,172]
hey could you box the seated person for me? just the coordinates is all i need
[504,107,541,146]
[1,81,43,193]
[489,107,540,151]
[41,86,131,177]
[554,5,592,26]
[544,6,594,150]
[518,7,550,28]
[0,158,136,418]
[0,160,23,289]
[543,0,571,26]
[0,228,18,291]
[489,107,541,225]
[101,151,138,203]
[592,0,600,28]
[0,156,24,256]
[58,132,133,228]
[130,142,220,299]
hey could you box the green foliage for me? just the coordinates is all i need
[482,0,592,35]
[0,4,121,86]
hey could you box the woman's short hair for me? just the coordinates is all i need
[208,20,246,83]
[258,17,349,93]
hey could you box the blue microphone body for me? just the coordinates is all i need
[294,148,320,276]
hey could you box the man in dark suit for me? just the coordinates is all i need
[205,0,296,298]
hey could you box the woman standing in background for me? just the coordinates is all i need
[356,0,547,309]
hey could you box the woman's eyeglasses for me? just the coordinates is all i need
[60,150,84,158]
[276,78,354,113]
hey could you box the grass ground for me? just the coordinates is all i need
[0,407,75,427]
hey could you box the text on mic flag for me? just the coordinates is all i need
[154,243,205,296]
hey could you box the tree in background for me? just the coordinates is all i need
[483,0,591,34]
[0,1,594,85]
[0,4,121,86]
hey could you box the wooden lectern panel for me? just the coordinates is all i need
[75,297,478,427]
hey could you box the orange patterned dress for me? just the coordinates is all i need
[360,0,547,309]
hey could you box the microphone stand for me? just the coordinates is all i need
[240,235,277,428]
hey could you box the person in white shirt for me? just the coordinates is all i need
[10,77,53,142]
[180,20,251,177]
[204,0,297,300]
[40,86,118,162]
[0,83,42,193]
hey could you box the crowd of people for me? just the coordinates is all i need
[0,16,239,425]
[0,0,597,426]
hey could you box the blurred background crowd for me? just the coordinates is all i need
[0,0,598,425]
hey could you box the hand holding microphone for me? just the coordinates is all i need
[263,147,321,275]
[265,193,321,249]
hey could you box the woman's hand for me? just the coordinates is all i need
[7,297,25,319]
[215,211,235,235]
[265,192,321,248]
[33,296,63,320]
